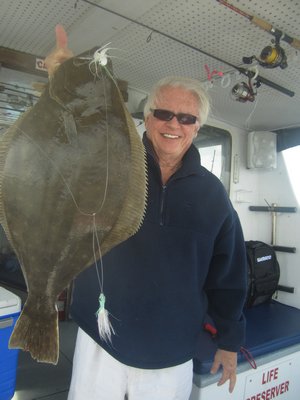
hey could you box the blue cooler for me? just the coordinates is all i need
[0,287,21,400]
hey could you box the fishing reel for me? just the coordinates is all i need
[231,70,261,103]
[231,81,255,102]
[243,41,288,69]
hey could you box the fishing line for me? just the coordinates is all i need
[245,96,259,129]
[66,50,116,342]
[92,213,104,292]
[90,54,112,335]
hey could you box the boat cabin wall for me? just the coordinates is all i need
[218,118,300,310]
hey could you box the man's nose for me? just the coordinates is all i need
[165,115,181,127]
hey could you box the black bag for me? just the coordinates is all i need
[245,240,280,308]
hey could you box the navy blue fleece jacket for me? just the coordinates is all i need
[70,134,247,369]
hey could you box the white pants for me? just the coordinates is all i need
[68,328,193,400]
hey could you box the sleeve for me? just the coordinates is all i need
[204,209,247,352]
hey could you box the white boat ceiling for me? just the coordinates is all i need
[0,0,300,131]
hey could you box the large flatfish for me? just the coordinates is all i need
[0,55,147,364]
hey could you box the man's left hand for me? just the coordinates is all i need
[210,349,237,393]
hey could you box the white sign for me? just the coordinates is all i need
[35,58,47,72]
[244,360,292,400]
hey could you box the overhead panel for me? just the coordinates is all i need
[0,0,299,130]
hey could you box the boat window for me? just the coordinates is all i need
[282,145,300,205]
[194,125,232,193]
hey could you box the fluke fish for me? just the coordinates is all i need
[0,53,147,364]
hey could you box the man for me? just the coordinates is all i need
[46,25,247,400]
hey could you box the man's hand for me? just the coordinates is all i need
[44,24,73,76]
[210,349,237,393]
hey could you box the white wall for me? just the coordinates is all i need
[228,124,300,309]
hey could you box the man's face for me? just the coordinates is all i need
[145,85,200,161]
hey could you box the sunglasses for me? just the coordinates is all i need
[150,109,198,125]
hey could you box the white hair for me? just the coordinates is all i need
[143,76,210,127]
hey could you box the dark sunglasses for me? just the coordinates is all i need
[150,109,198,125]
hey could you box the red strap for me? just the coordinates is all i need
[240,346,257,369]
[203,323,217,337]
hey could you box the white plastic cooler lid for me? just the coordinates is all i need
[0,286,21,317]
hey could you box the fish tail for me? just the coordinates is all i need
[9,295,59,364]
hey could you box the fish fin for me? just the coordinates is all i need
[0,125,14,224]
[9,295,59,364]
[99,81,148,256]
[0,116,27,227]
[0,114,31,253]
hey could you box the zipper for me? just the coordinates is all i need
[160,184,167,226]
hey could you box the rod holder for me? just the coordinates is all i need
[249,204,297,252]
[277,285,295,293]
[249,206,297,213]
[272,245,296,253]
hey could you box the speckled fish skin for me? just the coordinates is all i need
[0,57,147,364]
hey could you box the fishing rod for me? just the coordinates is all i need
[233,66,294,97]
[216,0,300,50]
[79,0,295,97]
